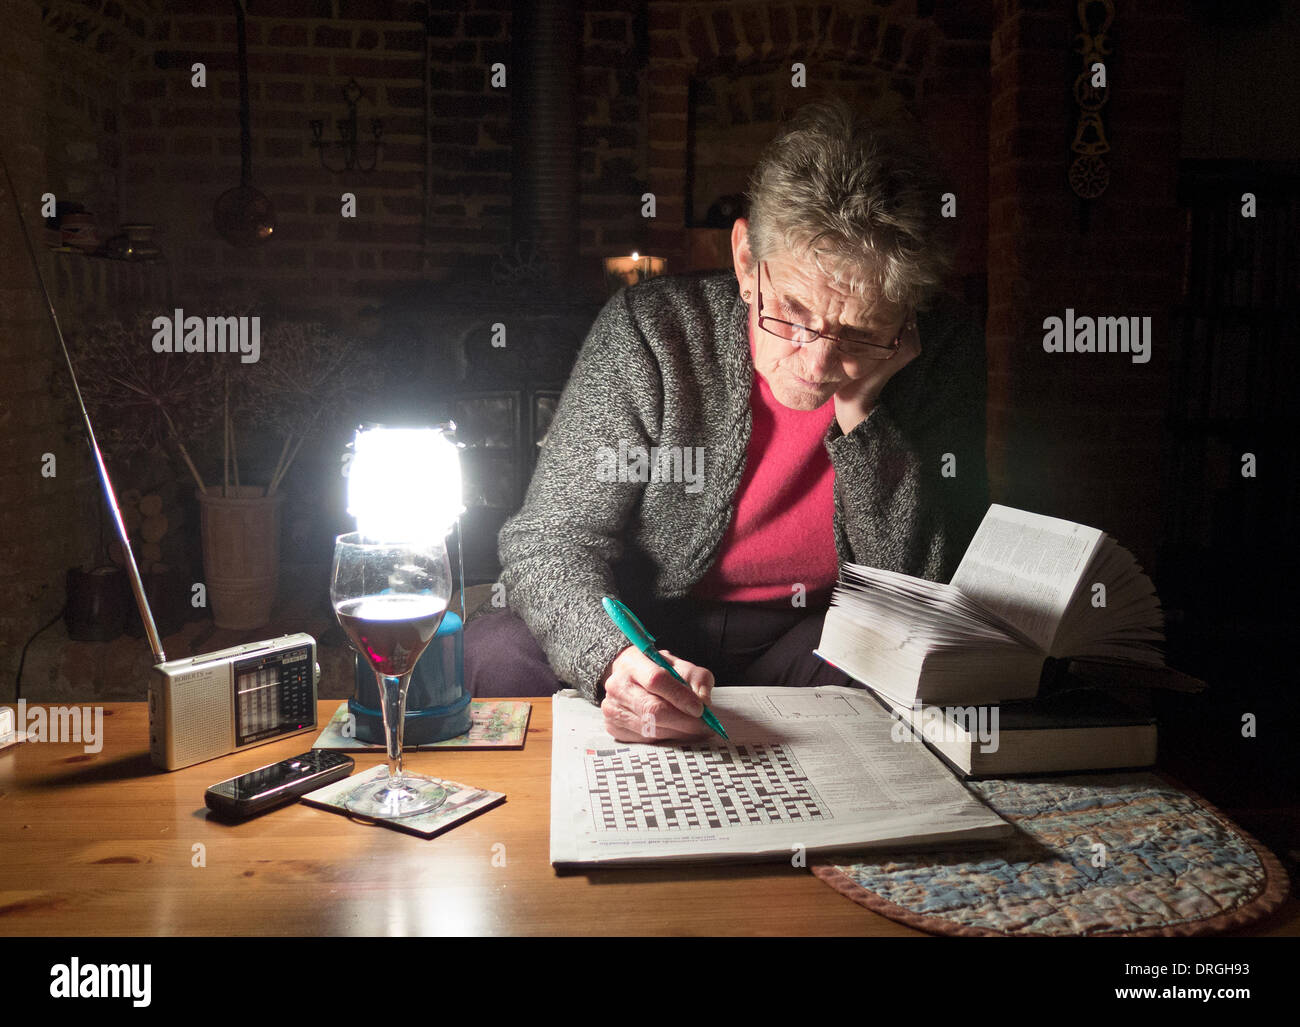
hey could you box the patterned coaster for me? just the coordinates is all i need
[812,772,1290,937]
[312,700,531,751]
[301,766,505,839]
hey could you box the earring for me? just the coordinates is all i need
[743,290,751,301]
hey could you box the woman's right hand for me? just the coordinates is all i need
[599,645,715,742]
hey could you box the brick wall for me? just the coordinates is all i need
[38,0,154,251]
[0,0,98,684]
[43,35,122,234]
[23,2,993,324]
[111,0,652,317]
[577,3,647,260]
[124,1,437,318]
[986,0,1185,567]
[646,0,992,291]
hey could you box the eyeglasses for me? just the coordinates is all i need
[755,261,909,360]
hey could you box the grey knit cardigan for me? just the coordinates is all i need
[497,269,988,704]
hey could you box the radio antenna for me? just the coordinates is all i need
[1,148,166,664]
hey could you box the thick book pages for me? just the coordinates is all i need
[549,686,1012,866]
[950,505,1106,654]
[815,505,1165,707]
[951,506,1164,662]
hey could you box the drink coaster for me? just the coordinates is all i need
[812,772,1289,936]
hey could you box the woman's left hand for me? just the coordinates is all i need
[833,317,920,434]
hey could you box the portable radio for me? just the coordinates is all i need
[149,633,321,770]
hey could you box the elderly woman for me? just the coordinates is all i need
[465,98,987,743]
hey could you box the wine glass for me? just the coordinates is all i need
[331,532,452,818]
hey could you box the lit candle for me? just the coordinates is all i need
[603,252,666,292]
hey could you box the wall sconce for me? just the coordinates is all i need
[310,78,382,173]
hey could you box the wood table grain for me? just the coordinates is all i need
[0,701,1294,936]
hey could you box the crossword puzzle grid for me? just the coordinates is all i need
[584,743,832,832]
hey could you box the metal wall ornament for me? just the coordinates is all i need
[1069,0,1114,201]
[310,79,383,173]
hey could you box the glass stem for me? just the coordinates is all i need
[377,671,412,784]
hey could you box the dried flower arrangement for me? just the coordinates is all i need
[225,319,361,495]
[60,313,364,497]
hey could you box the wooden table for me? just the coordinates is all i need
[1,701,1295,936]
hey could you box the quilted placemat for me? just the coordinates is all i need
[812,772,1289,936]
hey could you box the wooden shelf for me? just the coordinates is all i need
[40,247,172,317]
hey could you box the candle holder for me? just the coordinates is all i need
[310,78,382,174]
[603,253,666,295]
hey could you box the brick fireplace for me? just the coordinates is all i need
[646,1,992,307]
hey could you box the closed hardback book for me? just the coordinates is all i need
[874,687,1158,778]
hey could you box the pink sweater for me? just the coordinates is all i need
[691,321,839,605]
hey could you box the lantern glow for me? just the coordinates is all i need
[346,426,463,542]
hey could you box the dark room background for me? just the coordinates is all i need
[1,1,1296,846]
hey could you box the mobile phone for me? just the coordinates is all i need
[205,749,354,820]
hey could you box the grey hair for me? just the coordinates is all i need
[745,97,953,311]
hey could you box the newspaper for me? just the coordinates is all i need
[550,685,1012,866]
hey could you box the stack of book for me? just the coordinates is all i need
[816,505,1203,777]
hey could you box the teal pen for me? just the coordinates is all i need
[601,595,729,740]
